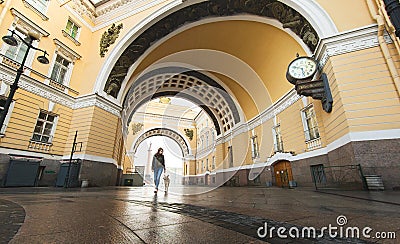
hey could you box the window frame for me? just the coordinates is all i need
[65,19,81,40]
[250,135,259,159]
[22,0,49,19]
[50,54,71,84]
[301,104,320,141]
[272,124,284,153]
[31,110,58,144]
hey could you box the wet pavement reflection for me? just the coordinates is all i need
[0,186,399,243]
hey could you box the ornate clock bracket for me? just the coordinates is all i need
[295,73,333,113]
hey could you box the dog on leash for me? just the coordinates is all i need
[163,174,170,193]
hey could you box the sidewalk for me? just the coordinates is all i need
[0,186,399,243]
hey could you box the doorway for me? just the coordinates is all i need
[273,161,293,187]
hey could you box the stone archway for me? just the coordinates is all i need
[132,128,191,157]
[122,67,242,135]
[103,0,323,100]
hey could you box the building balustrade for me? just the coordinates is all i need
[28,139,52,151]
[0,54,79,95]
[306,137,322,151]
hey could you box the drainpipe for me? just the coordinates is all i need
[0,0,12,27]
[366,0,400,97]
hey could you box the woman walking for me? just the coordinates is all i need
[152,147,165,193]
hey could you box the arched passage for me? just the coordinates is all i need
[132,128,191,158]
[122,67,242,135]
[102,0,326,100]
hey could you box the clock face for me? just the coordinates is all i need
[288,57,317,80]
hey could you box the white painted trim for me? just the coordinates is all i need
[63,4,94,31]
[62,153,117,165]
[93,0,182,96]
[315,24,392,68]
[74,93,122,116]
[0,100,15,135]
[209,129,400,176]
[279,0,338,38]
[94,0,176,31]
[0,147,63,160]
[0,64,122,117]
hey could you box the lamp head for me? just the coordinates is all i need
[37,51,49,64]
[2,35,18,46]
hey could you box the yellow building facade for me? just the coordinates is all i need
[0,0,398,189]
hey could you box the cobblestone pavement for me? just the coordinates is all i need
[0,186,399,244]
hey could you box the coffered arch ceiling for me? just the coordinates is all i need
[132,128,190,157]
[109,0,320,135]
[122,67,242,135]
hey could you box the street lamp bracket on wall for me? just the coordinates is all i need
[0,29,49,132]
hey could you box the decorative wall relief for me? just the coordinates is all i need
[104,0,319,98]
[100,23,123,58]
[184,128,194,141]
[131,122,143,135]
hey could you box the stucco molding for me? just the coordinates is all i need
[0,64,122,117]
[0,65,76,108]
[74,93,122,116]
[315,24,393,68]
[10,8,50,37]
[218,89,300,144]
[94,0,174,29]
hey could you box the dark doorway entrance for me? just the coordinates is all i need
[4,159,41,187]
[273,161,293,187]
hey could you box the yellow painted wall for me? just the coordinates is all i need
[212,72,258,120]
[1,89,72,155]
[327,47,400,133]
[279,100,307,155]
[64,106,120,160]
[316,0,375,32]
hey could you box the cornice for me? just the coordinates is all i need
[74,93,122,116]
[94,0,171,29]
[0,64,122,116]
[53,38,82,61]
[217,89,301,144]
[0,65,75,107]
[21,0,49,21]
[315,24,393,68]
[10,8,50,37]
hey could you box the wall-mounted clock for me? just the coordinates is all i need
[286,56,318,84]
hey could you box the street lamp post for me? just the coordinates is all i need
[0,29,49,132]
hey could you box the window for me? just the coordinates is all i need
[228,146,233,167]
[206,158,209,171]
[31,110,57,143]
[250,136,259,158]
[24,0,48,15]
[212,156,215,169]
[50,55,70,84]
[4,30,29,64]
[302,105,320,141]
[272,124,284,153]
[65,19,80,39]
[310,164,326,184]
